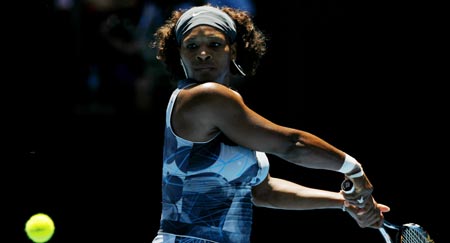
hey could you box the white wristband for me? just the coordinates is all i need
[337,154,361,174]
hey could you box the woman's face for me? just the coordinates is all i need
[179,25,235,84]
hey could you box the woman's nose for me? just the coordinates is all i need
[196,50,211,61]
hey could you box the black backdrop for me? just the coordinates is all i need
[6,1,445,242]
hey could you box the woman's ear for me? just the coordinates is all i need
[230,42,246,76]
[230,43,237,60]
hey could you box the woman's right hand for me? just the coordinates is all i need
[343,197,390,228]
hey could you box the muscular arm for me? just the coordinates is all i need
[175,82,347,172]
[252,174,390,228]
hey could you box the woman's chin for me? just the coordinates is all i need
[192,73,220,82]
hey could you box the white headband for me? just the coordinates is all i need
[175,6,237,44]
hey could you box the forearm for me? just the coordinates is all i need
[252,177,345,210]
[272,129,346,171]
[273,129,366,178]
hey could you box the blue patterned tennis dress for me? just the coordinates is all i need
[152,79,270,243]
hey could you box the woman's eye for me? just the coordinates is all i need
[184,41,222,49]
[210,42,221,47]
[186,43,197,49]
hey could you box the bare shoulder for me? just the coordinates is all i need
[190,82,242,98]
[180,82,244,106]
[174,82,245,141]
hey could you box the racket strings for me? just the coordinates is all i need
[401,227,433,243]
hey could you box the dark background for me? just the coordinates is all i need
[6,0,445,242]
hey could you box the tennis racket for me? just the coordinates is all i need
[341,179,435,243]
[378,220,434,243]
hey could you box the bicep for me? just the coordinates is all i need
[211,92,296,154]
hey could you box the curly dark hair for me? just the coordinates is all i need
[151,5,267,80]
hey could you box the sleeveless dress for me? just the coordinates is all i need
[153,79,269,243]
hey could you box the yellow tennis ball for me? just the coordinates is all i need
[25,213,55,243]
